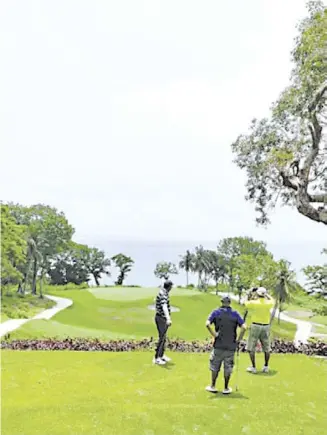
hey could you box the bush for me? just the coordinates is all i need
[313,306,327,316]
[1,338,326,356]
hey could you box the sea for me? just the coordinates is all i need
[75,238,326,288]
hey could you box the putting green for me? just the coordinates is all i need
[88,286,202,301]
[2,351,326,435]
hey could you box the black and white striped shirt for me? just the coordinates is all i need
[155,288,171,318]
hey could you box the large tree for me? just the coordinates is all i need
[302,248,327,295]
[217,237,271,289]
[48,242,92,286]
[0,205,27,288]
[7,203,74,296]
[154,261,178,280]
[231,1,327,225]
[111,254,134,286]
[179,250,194,287]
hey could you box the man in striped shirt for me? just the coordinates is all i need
[153,279,173,365]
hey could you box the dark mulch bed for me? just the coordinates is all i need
[1,337,326,356]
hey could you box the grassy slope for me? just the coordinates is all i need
[1,293,55,320]
[2,351,326,435]
[8,287,296,341]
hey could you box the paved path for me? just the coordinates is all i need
[214,292,314,346]
[0,295,73,338]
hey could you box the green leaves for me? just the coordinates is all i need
[154,262,178,279]
[302,249,327,295]
[111,254,134,285]
[0,205,27,285]
[231,2,327,225]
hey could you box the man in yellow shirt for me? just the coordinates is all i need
[244,287,275,374]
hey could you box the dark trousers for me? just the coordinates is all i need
[155,314,168,359]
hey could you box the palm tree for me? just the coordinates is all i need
[179,250,194,287]
[271,260,297,324]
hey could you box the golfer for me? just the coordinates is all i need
[153,279,173,365]
[205,295,246,394]
[244,287,275,373]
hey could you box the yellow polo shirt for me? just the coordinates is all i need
[244,298,275,324]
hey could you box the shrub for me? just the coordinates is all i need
[1,338,326,356]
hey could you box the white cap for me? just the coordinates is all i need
[257,287,267,296]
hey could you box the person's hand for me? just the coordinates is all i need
[166,319,172,327]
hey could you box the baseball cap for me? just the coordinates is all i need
[257,287,267,296]
[221,295,231,304]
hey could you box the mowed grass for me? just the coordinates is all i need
[8,288,296,341]
[1,293,55,320]
[2,351,326,435]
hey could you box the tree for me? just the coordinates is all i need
[271,260,297,324]
[0,205,27,288]
[179,250,194,287]
[7,203,74,296]
[231,2,327,226]
[302,248,327,295]
[48,243,91,286]
[154,261,178,280]
[111,254,134,286]
[204,251,228,294]
[82,247,111,286]
[217,237,271,290]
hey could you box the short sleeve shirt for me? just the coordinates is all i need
[208,307,244,351]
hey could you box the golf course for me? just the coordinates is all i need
[2,1,327,434]
[1,286,327,435]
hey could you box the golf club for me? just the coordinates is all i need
[235,349,240,391]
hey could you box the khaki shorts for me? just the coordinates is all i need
[209,348,235,375]
[247,324,270,352]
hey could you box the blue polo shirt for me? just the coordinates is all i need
[208,307,244,351]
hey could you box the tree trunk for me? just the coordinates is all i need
[93,273,100,286]
[270,300,278,325]
[23,255,33,293]
[17,282,24,295]
[215,279,219,295]
[31,259,38,295]
[39,270,44,299]
[186,270,189,288]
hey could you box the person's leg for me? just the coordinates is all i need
[206,349,222,393]
[155,316,167,360]
[223,351,235,393]
[247,324,259,372]
[260,326,271,371]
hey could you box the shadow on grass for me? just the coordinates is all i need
[253,369,278,377]
[209,392,249,400]
[157,362,176,371]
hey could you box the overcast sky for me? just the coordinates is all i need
[1,0,326,255]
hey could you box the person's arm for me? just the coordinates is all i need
[205,312,217,339]
[160,291,172,325]
[236,313,247,348]
[163,304,171,325]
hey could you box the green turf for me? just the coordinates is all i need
[1,351,326,435]
[8,288,296,341]
[1,293,55,320]
[89,286,202,300]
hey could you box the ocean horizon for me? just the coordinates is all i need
[75,237,326,288]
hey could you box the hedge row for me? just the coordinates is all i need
[1,338,326,356]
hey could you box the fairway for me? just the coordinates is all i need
[88,286,202,301]
[7,288,296,341]
[2,351,326,435]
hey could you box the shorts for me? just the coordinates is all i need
[247,324,271,352]
[209,348,235,375]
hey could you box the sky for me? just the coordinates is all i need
[1,0,326,277]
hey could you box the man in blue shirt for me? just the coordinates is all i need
[205,295,246,394]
